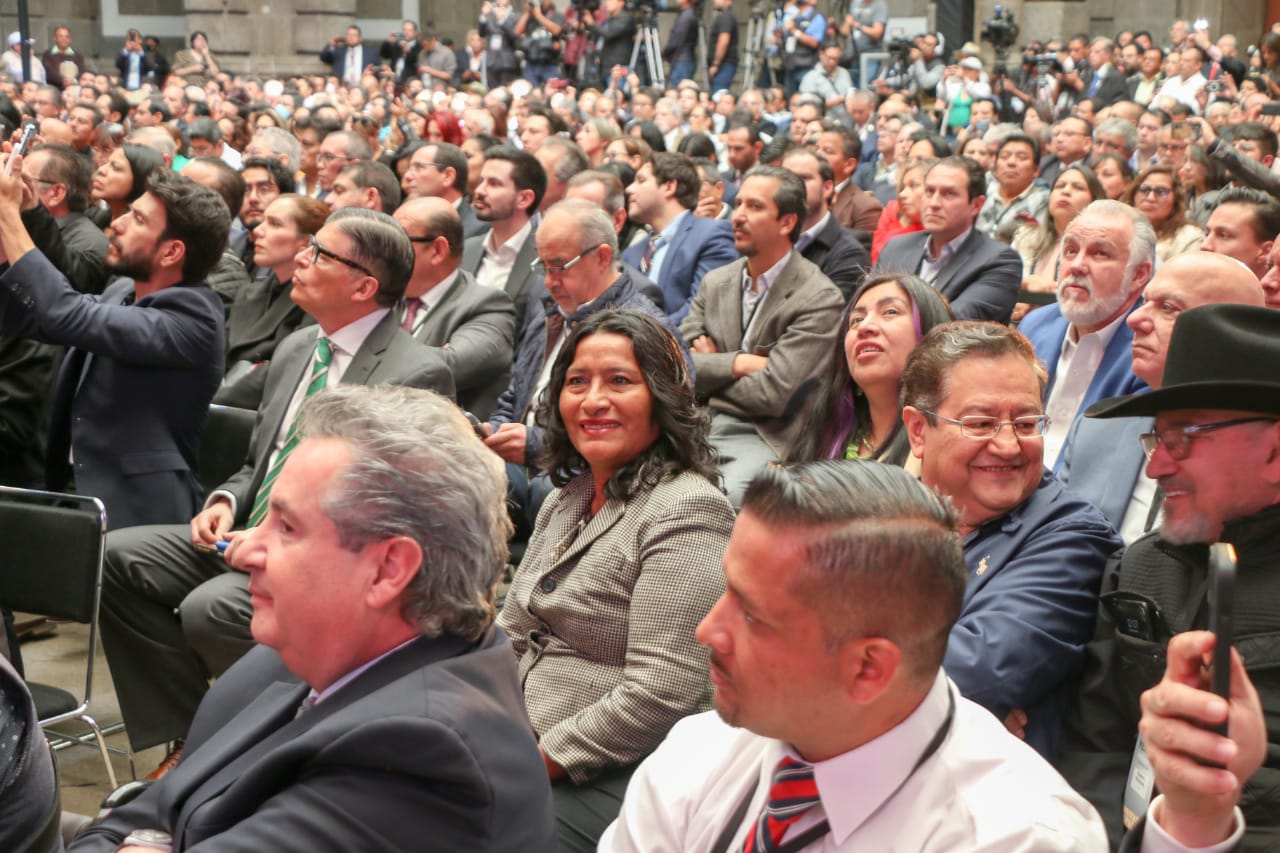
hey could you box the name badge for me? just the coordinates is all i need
[1122,735,1156,830]
[490,34,504,51]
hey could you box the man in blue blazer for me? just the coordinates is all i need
[0,167,227,530]
[1058,252,1266,538]
[874,157,1022,322]
[1019,200,1153,472]
[69,386,555,852]
[319,25,378,86]
[622,152,739,324]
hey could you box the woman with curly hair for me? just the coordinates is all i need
[786,273,953,466]
[498,309,733,849]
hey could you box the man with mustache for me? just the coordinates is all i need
[1059,303,1280,851]
[1019,200,1153,471]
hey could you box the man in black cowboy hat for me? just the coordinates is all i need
[1057,303,1280,852]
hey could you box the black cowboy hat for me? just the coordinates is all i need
[1086,303,1280,419]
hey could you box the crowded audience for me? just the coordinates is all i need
[0,12,1277,852]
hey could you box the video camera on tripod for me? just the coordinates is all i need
[980,5,1019,54]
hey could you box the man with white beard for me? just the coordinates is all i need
[1018,200,1153,470]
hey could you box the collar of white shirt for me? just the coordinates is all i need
[484,218,533,260]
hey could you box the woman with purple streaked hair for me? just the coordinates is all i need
[785,273,952,466]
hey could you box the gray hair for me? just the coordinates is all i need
[545,198,619,266]
[297,385,510,642]
[1078,198,1156,281]
[742,461,965,680]
[1094,118,1138,154]
[982,122,1021,146]
[539,136,591,184]
[327,207,415,305]
[901,322,1048,418]
[253,126,302,173]
[126,126,175,160]
[565,170,627,216]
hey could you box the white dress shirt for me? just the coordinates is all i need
[1043,310,1127,468]
[476,220,532,292]
[599,672,1109,852]
[918,227,972,284]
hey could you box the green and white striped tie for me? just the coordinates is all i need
[246,337,333,528]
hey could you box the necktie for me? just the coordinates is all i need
[1088,72,1101,97]
[640,233,664,274]
[743,757,821,853]
[401,297,422,333]
[247,338,333,527]
[543,309,566,368]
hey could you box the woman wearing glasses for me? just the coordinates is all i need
[498,310,732,850]
[1123,163,1203,264]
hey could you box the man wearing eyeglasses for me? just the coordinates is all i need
[1039,115,1094,188]
[900,322,1121,759]
[96,208,455,779]
[1059,303,1280,851]
[314,130,372,195]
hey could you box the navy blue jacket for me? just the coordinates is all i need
[947,472,1121,760]
[621,213,738,325]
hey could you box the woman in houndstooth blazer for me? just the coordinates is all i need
[498,309,734,850]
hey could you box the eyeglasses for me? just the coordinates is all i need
[315,151,355,166]
[307,235,375,277]
[407,233,439,244]
[1135,184,1173,199]
[531,244,603,276]
[920,410,1051,440]
[405,160,446,172]
[1139,417,1277,460]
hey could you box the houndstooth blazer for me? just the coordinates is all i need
[497,469,734,784]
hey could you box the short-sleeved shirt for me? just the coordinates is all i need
[710,9,739,65]
[851,0,889,52]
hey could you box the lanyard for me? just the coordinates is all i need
[716,687,957,853]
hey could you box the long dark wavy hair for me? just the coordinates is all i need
[785,273,954,464]
[537,310,718,499]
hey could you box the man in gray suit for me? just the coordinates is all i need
[70,385,555,852]
[680,166,844,504]
[461,146,545,325]
[875,157,1023,323]
[394,197,517,420]
[97,208,455,775]
[1058,253,1264,542]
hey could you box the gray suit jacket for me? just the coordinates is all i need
[497,470,734,782]
[409,269,517,420]
[68,632,556,852]
[461,226,540,328]
[219,310,454,525]
[1058,414,1152,532]
[679,252,844,453]
[875,228,1023,323]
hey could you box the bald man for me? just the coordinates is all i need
[393,197,517,420]
[1058,252,1265,540]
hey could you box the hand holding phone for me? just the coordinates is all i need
[1207,542,1236,735]
[5,122,36,177]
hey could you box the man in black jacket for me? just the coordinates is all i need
[781,147,868,299]
[1058,303,1280,853]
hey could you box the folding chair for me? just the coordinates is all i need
[0,485,116,789]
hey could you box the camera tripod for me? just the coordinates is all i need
[741,2,780,89]
[630,8,666,88]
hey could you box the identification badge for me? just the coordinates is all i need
[1122,735,1156,830]
[785,35,798,52]
[490,34,504,51]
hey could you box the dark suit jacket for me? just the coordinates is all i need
[0,250,224,529]
[213,272,315,409]
[318,41,377,80]
[679,252,844,453]
[68,632,556,852]
[1080,64,1128,107]
[801,214,870,300]
[620,212,739,325]
[874,228,1023,323]
[0,331,58,489]
[461,225,540,329]
[218,311,454,525]
[459,201,488,239]
[410,269,517,420]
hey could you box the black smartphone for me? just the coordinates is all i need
[5,121,36,176]
[1207,542,1236,736]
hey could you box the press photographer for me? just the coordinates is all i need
[663,0,700,86]
[517,0,566,86]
